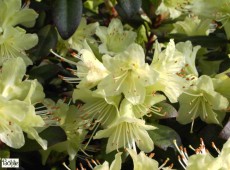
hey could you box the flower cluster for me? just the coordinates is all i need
[0,58,46,149]
[49,16,229,169]
[0,0,38,65]
[48,14,230,168]
[156,0,230,39]
[39,99,88,169]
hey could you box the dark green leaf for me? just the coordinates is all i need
[198,57,222,76]
[15,127,67,152]
[169,35,229,48]
[41,126,67,147]
[219,58,230,73]
[30,25,58,60]
[142,0,160,19]
[52,0,82,39]
[148,124,181,151]
[28,64,61,84]
[115,0,142,24]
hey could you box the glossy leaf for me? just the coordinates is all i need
[30,25,58,60]
[115,0,142,24]
[15,127,67,152]
[52,0,82,39]
[148,124,181,151]
[28,64,61,84]
[154,102,178,119]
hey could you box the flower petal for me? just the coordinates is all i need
[0,119,25,148]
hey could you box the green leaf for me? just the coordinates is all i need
[142,0,160,19]
[0,146,10,158]
[136,24,148,48]
[170,35,228,48]
[154,102,178,119]
[219,58,230,73]
[52,0,82,40]
[148,124,181,151]
[198,57,222,76]
[115,0,142,24]
[15,127,67,152]
[30,25,58,61]
[28,64,61,84]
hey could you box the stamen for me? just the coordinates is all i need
[71,51,83,60]
[85,159,93,169]
[83,123,100,150]
[149,153,155,158]
[91,159,98,166]
[35,103,60,126]
[199,138,206,154]
[190,119,195,133]
[80,148,92,157]
[62,162,71,170]
[50,49,77,65]
[95,159,100,165]
[168,163,174,169]
[178,156,186,170]
[58,75,81,84]
[188,145,195,151]
[173,140,188,166]
[66,68,87,77]
[148,105,164,116]
[79,163,86,170]
[158,158,169,169]
[212,142,221,154]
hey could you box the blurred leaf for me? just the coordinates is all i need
[170,35,228,48]
[15,127,67,152]
[136,24,148,48]
[198,57,222,76]
[87,40,103,61]
[30,25,58,60]
[219,58,230,73]
[219,118,230,140]
[41,127,67,147]
[52,0,82,39]
[0,147,10,158]
[115,0,142,24]
[84,0,104,13]
[223,21,230,40]
[142,0,160,19]
[205,51,228,61]
[148,124,181,151]
[28,64,61,84]
[35,11,46,29]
